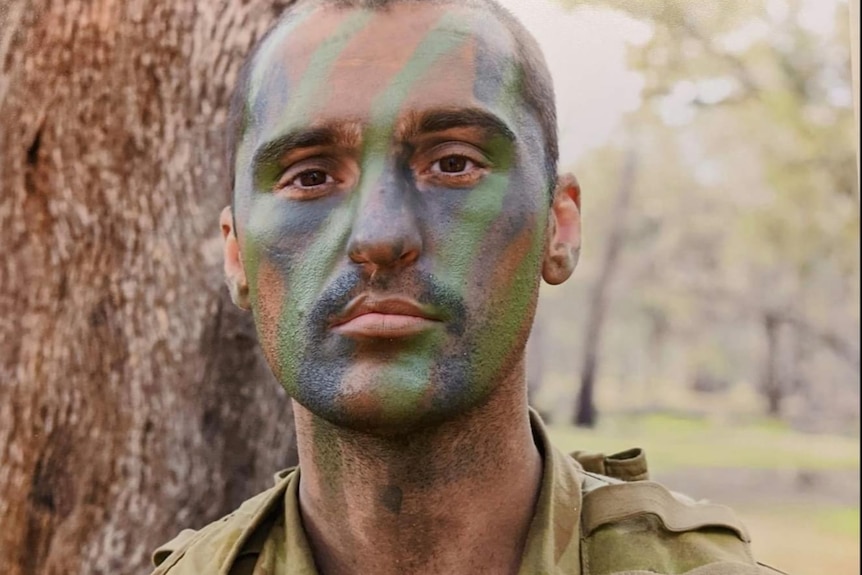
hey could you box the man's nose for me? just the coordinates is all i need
[347,176,422,270]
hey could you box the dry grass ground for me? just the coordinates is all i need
[741,505,859,575]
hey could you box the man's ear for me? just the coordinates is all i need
[542,173,581,285]
[220,206,251,310]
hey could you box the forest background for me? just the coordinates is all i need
[0,0,858,574]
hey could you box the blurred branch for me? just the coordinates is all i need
[777,312,860,369]
[678,13,760,98]
[687,285,860,368]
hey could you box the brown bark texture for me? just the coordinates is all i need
[0,2,298,574]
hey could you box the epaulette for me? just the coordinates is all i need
[570,449,788,575]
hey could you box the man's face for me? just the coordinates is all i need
[228,2,568,433]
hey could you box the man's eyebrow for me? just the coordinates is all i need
[408,109,516,142]
[252,125,359,168]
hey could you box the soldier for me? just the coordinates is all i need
[151,0,788,573]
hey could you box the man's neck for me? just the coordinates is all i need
[294,370,542,575]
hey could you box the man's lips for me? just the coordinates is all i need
[330,295,443,338]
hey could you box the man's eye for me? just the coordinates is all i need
[434,156,472,174]
[294,170,331,187]
[420,150,489,189]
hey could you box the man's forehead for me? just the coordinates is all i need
[253,2,517,68]
[245,2,520,128]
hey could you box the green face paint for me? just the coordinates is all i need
[234,3,553,433]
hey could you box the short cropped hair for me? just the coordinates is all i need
[226,0,559,196]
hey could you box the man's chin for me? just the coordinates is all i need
[286,343,488,435]
[295,381,484,438]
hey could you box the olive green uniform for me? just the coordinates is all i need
[151,412,788,574]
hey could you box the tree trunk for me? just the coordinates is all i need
[762,313,784,417]
[643,307,669,408]
[574,146,639,427]
[0,2,298,574]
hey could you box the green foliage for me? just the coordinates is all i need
[540,0,858,425]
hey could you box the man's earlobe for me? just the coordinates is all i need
[220,206,251,310]
[542,174,581,286]
[227,276,251,311]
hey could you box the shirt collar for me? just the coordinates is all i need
[517,408,583,574]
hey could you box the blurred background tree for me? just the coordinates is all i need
[528,0,859,433]
[516,2,859,568]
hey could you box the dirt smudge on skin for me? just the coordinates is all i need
[379,484,404,514]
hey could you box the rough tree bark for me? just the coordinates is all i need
[0,2,298,574]
[574,145,638,428]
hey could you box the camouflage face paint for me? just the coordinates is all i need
[233,3,552,433]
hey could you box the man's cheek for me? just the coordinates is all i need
[457,178,545,378]
[243,194,334,287]
[250,258,291,380]
[240,195,334,359]
[427,171,512,293]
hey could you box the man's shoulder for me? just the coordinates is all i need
[149,468,296,575]
[569,449,788,574]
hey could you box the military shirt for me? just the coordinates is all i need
[151,411,788,574]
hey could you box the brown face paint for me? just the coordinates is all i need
[233,3,553,433]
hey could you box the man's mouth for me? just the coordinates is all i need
[330,294,443,338]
